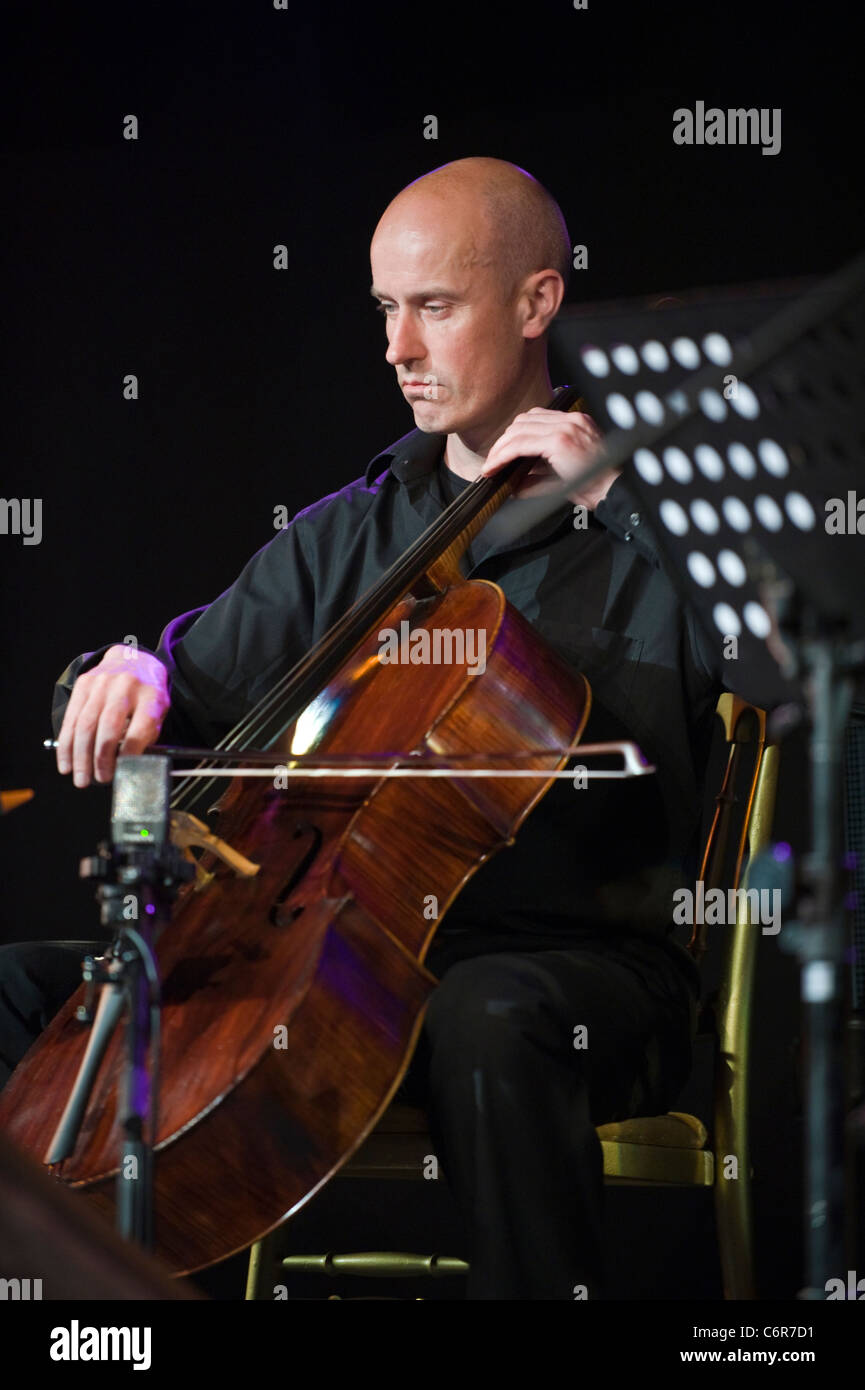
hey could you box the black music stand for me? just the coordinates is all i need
[545,254,865,1298]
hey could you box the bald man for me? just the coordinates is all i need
[1,159,729,1299]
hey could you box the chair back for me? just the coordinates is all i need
[691,692,781,1299]
[690,692,781,964]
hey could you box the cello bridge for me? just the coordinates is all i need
[170,810,261,888]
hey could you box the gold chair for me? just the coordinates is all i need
[246,692,779,1300]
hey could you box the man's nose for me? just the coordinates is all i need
[386,311,425,366]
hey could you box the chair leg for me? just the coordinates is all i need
[713,1040,757,1299]
[714,1142,756,1298]
[245,1232,282,1301]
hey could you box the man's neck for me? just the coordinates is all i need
[443,374,555,481]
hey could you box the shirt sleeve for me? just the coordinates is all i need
[51,519,318,749]
[593,473,660,566]
[153,520,318,746]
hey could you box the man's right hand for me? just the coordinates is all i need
[55,645,171,788]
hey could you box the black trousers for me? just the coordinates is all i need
[0,928,697,1300]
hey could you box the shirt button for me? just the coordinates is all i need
[629,512,641,526]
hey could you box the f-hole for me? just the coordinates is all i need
[268,822,322,926]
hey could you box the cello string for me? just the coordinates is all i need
[213,453,524,741]
[178,384,581,773]
[170,385,583,813]
[203,383,582,760]
[169,456,525,812]
[210,385,584,760]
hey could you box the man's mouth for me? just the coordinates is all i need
[402,379,439,393]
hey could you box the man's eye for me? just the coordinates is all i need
[373,302,448,316]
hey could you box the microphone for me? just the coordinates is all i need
[110,755,171,850]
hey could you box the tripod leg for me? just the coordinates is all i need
[45,979,126,1165]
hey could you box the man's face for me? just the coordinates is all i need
[370,199,528,445]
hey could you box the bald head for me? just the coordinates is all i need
[369,157,569,449]
[379,157,571,301]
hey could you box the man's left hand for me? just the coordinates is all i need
[481,407,620,510]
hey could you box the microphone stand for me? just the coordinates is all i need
[46,758,193,1250]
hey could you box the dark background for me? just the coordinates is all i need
[1,0,861,1301]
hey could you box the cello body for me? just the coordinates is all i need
[0,580,590,1273]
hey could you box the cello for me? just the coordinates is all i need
[0,385,593,1274]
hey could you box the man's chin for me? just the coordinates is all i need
[408,399,451,433]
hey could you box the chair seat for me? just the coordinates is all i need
[598,1111,714,1187]
[596,1111,708,1148]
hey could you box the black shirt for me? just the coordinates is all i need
[52,421,777,996]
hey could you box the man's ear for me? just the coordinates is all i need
[521,269,564,339]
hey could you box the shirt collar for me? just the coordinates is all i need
[364,426,446,486]
[364,385,581,487]
[364,420,587,565]
[361,401,609,558]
